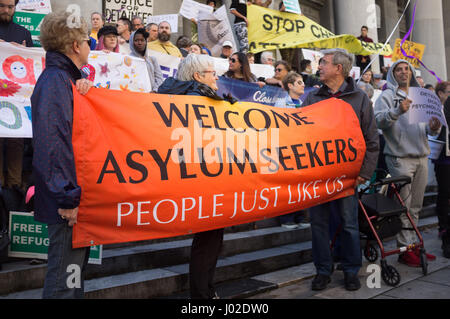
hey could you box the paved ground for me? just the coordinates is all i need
[248,225,450,299]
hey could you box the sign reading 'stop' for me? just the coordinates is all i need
[104,0,153,24]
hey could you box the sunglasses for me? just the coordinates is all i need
[229,58,238,63]
[84,38,92,47]
[275,68,284,72]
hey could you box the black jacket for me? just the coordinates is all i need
[0,21,33,47]
[302,77,379,180]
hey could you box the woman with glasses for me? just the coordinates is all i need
[158,54,235,299]
[223,52,257,83]
[265,60,291,87]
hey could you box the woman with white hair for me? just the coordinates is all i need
[158,54,234,299]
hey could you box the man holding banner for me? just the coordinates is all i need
[302,49,379,291]
[374,60,441,267]
[31,11,93,299]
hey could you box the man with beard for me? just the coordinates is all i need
[0,0,32,46]
[147,21,182,57]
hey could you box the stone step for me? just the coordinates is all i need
[1,241,313,299]
[0,224,311,296]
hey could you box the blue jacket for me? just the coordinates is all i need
[31,51,82,225]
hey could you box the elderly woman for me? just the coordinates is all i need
[158,54,228,299]
[31,11,93,299]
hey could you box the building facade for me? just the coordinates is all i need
[50,0,448,84]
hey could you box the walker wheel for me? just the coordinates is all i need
[381,263,401,286]
[364,244,378,262]
[419,248,428,276]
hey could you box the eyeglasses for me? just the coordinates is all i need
[202,70,217,77]
[84,38,92,47]
[275,68,285,72]
[229,58,237,63]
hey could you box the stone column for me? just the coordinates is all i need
[376,0,400,48]
[333,0,380,73]
[406,0,447,84]
[50,0,102,22]
[442,0,450,81]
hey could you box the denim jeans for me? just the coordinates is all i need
[309,194,361,276]
[43,222,90,299]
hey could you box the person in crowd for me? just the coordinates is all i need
[230,0,250,54]
[265,60,291,87]
[158,54,232,299]
[206,0,216,8]
[299,59,321,88]
[373,73,386,90]
[424,83,434,91]
[189,42,203,55]
[275,71,304,108]
[223,52,258,83]
[89,12,104,41]
[147,21,182,58]
[433,81,450,258]
[220,40,233,59]
[246,52,255,64]
[95,25,119,53]
[302,48,379,291]
[374,60,441,267]
[145,23,158,42]
[117,17,132,55]
[200,43,212,55]
[131,16,144,31]
[357,81,374,99]
[31,11,94,299]
[176,35,192,57]
[361,69,375,87]
[356,26,373,71]
[129,28,163,92]
[260,51,275,66]
[0,0,33,212]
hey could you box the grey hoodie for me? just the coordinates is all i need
[374,59,439,158]
[129,31,164,92]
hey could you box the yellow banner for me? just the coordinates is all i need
[247,5,392,56]
[391,38,425,69]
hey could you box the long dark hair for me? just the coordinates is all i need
[225,52,255,83]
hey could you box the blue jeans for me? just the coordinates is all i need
[43,222,90,299]
[309,194,361,276]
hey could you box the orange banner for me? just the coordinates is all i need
[72,88,366,248]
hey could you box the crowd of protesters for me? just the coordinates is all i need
[0,0,449,300]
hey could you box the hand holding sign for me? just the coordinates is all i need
[400,98,412,113]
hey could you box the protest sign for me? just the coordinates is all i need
[216,77,288,106]
[247,5,392,56]
[71,88,366,248]
[407,87,447,127]
[104,0,153,24]
[146,14,178,32]
[16,0,52,13]
[301,49,322,74]
[197,5,237,57]
[282,0,301,14]
[0,42,151,138]
[8,211,101,263]
[392,38,425,69]
[179,0,213,21]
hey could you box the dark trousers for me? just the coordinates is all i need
[189,228,224,299]
[435,163,450,232]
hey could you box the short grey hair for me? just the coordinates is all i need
[177,54,215,81]
[321,48,354,78]
[261,51,274,63]
[357,82,374,99]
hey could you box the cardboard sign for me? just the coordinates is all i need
[392,38,425,69]
[407,87,447,128]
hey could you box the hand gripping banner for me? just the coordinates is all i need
[71,88,366,248]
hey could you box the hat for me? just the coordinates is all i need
[97,26,119,39]
[222,40,233,48]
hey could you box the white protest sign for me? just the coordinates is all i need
[198,5,237,57]
[301,49,322,74]
[146,14,178,32]
[283,0,302,15]
[179,0,213,21]
[408,87,448,128]
[16,0,52,14]
[0,42,151,138]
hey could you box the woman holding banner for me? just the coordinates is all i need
[224,52,257,83]
[158,54,233,299]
